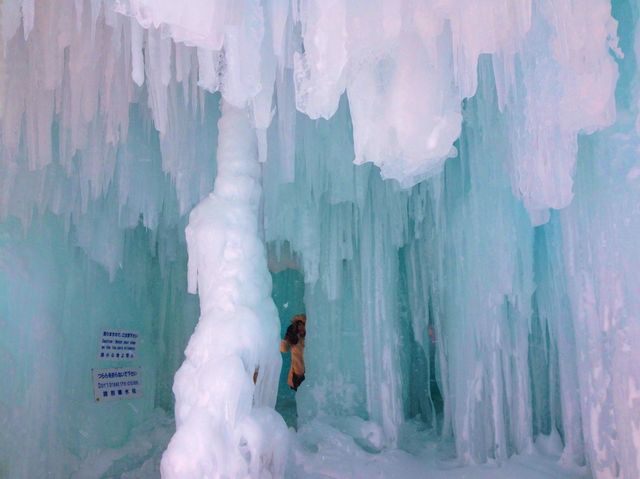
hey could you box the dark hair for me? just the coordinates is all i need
[285,323,299,345]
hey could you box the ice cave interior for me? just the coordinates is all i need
[1,1,640,478]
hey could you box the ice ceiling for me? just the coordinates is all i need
[0,0,639,478]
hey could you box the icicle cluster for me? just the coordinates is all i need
[1,0,620,228]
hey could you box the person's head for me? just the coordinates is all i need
[292,313,306,324]
[291,314,306,338]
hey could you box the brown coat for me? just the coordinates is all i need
[280,337,305,388]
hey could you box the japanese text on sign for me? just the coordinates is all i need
[99,329,138,360]
[92,367,142,402]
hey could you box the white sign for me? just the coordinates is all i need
[92,367,142,402]
[99,329,139,360]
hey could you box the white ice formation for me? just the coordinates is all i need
[161,102,287,478]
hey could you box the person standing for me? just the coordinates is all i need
[280,314,306,390]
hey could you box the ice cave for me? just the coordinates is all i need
[1,0,640,478]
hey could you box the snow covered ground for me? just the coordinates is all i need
[72,409,589,479]
[288,417,589,479]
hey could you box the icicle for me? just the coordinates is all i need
[21,0,34,39]
[74,0,83,31]
[130,17,144,86]
[506,0,619,222]
[146,26,170,134]
[174,43,192,84]
[196,47,220,93]
[2,0,22,43]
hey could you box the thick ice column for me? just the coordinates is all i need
[358,181,405,447]
[161,101,287,479]
[557,122,640,479]
[422,63,536,464]
[533,220,585,467]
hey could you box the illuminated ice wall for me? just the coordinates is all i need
[0,1,639,478]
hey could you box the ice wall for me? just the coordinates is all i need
[0,3,215,476]
[419,63,536,462]
[0,214,197,477]
[556,122,640,479]
[1,1,639,479]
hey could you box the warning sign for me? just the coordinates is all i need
[98,329,138,360]
[92,367,142,402]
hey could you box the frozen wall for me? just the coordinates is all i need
[0,4,215,473]
[0,214,198,477]
[1,1,639,478]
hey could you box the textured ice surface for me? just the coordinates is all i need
[0,0,619,215]
[161,102,288,478]
[0,1,639,479]
[0,215,198,478]
[70,412,590,479]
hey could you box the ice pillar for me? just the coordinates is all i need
[160,101,288,478]
[557,123,640,479]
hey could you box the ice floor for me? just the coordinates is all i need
[73,403,589,479]
[287,418,589,479]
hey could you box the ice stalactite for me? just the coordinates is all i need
[505,0,620,224]
[161,101,288,478]
[357,179,407,447]
[400,61,536,463]
[533,217,584,467]
[0,0,620,226]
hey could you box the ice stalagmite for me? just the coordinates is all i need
[161,101,287,478]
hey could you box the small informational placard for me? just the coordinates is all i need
[92,367,142,402]
[99,329,138,360]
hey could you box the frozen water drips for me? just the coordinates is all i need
[161,101,287,478]
[111,0,619,205]
[293,0,532,187]
[533,218,585,467]
[0,0,621,215]
[506,0,619,224]
[114,0,269,110]
[0,0,225,274]
[357,180,405,446]
[412,64,536,462]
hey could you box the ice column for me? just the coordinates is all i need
[533,218,584,467]
[358,179,405,447]
[161,101,288,478]
[557,120,640,479]
[419,63,536,463]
